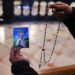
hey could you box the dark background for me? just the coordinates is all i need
[0,0,75,23]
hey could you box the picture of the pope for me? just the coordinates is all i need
[16,34,26,48]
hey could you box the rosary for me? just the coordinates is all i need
[38,0,75,68]
[39,4,61,68]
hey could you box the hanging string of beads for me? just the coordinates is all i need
[39,2,61,68]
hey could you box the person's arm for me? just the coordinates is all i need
[49,2,75,38]
[63,7,75,38]
[11,60,38,75]
[9,47,38,75]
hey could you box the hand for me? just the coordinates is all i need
[9,47,24,64]
[48,2,73,21]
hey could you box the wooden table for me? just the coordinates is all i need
[38,65,75,75]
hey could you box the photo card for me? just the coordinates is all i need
[13,27,29,48]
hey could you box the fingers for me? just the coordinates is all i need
[52,2,66,5]
[50,5,66,11]
[10,46,21,58]
[54,11,65,16]
[10,46,15,58]
[48,2,67,11]
[48,2,67,21]
[48,2,72,21]
[52,7,65,16]
[10,46,23,63]
[14,48,21,56]
[55,11,65,20]
[48,2,66,7]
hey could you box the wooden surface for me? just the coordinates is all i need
[38,65,75,75]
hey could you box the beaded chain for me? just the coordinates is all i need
[39,3,61,68]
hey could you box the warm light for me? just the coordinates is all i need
[48,1,54,16]
[39,1,47,16]
[32,1,39,16]
[0,27,5,44]
[23,6,30,16]
[70,2,75,7]
[14,1,21,15]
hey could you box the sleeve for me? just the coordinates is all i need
[11,60,38,75]
[63,7,75,38]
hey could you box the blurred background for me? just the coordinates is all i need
[0,0,75,75]
[0,0,75,23]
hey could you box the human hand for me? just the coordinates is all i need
[48,2,72,21]
[9,47,24,64]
